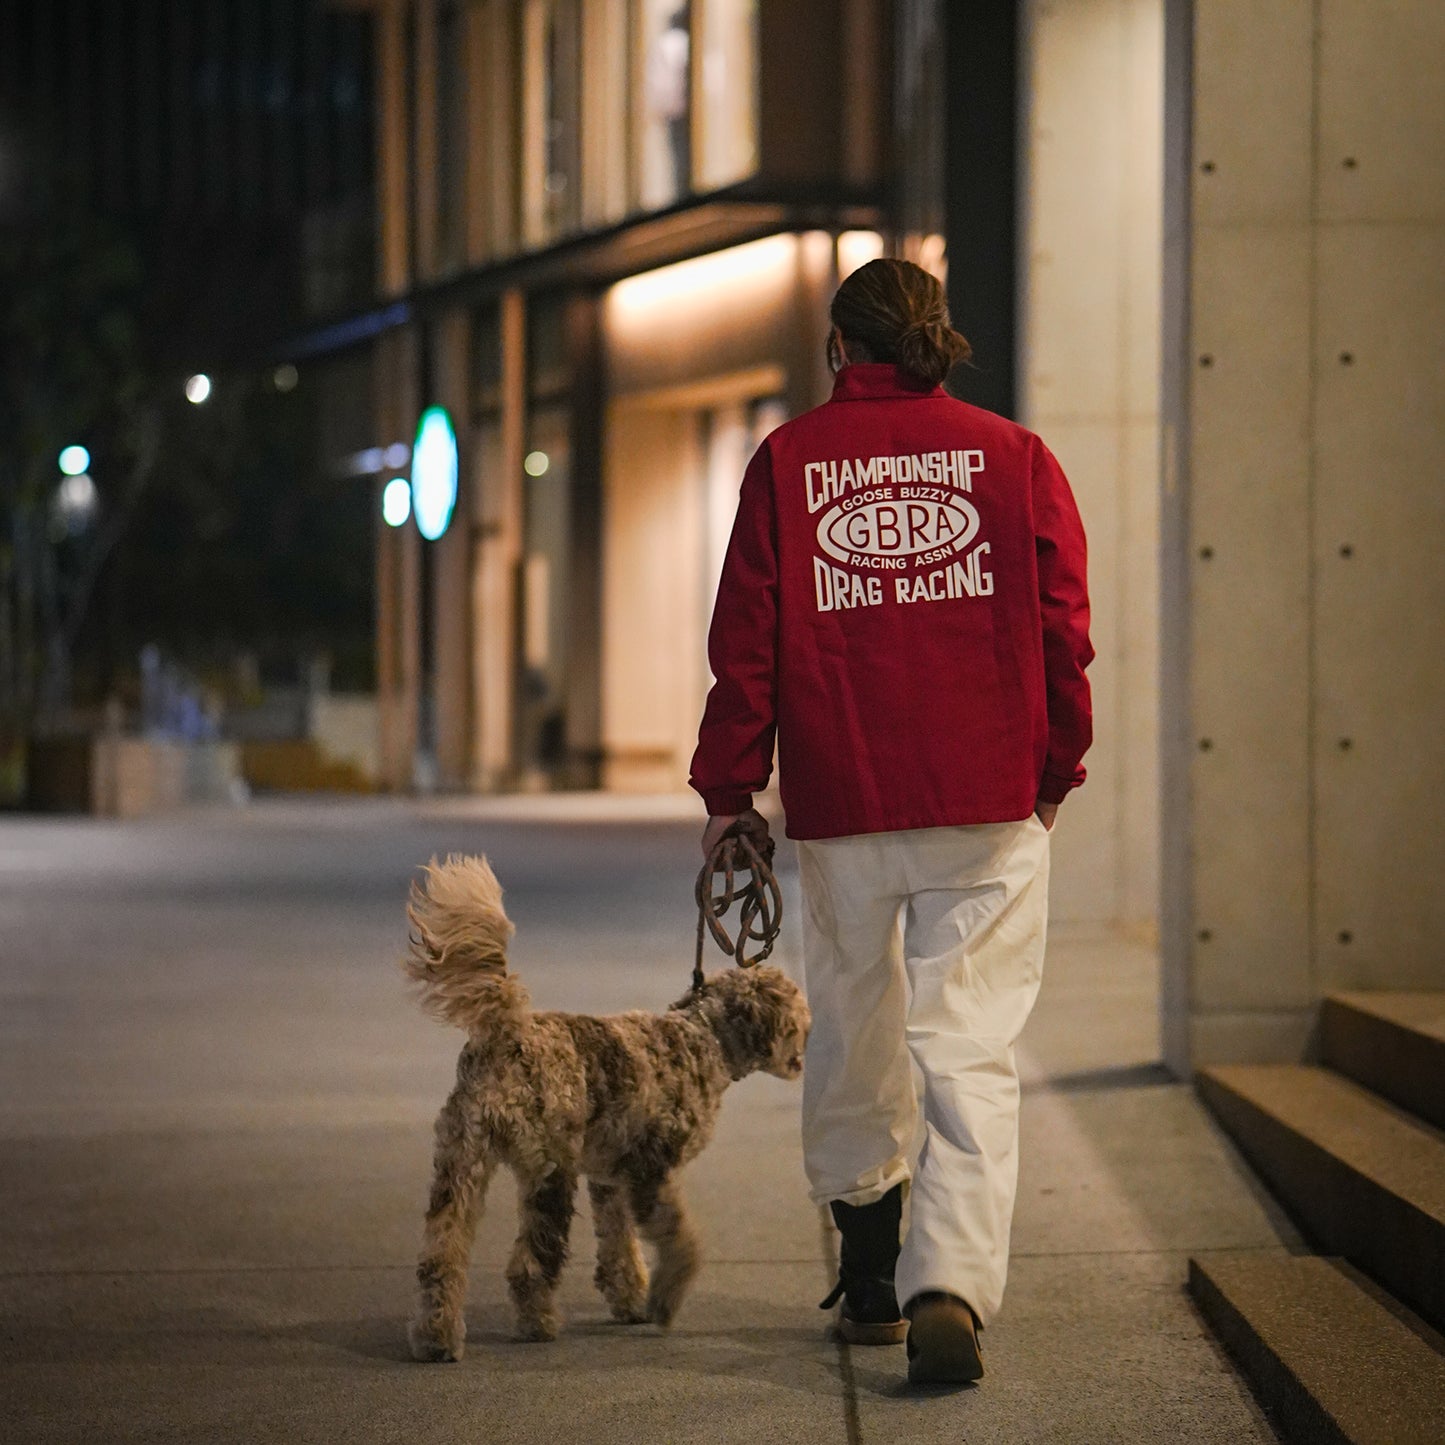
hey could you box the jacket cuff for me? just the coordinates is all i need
[701,789,754,817]
[1036,772,1078,805]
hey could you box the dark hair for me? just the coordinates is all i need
[829,258,972,387]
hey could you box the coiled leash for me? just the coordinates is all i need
[693,827,783,989]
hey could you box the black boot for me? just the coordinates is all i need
[819,1184,907,1345]
[905,1291,983,1385]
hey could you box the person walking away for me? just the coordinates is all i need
[690,258,1092,1386]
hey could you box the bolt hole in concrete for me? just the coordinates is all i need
[1339,931,1354,945]
[1343,155,1358,168]
[1199,354,1213,367]
[1200,160,1215,172]
[1199,546,1214,560]
[1340,351,1354,364]
[1340,544,1354,558]
[1199,738,1213,751]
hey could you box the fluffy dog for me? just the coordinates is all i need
[403,854,810,1358]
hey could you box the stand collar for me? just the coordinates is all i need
[829,362,946,403]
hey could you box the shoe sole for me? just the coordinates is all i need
[907,1308,983,1385]
[838,1315,908,1346]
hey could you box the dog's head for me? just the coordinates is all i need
[678,965,811,1082]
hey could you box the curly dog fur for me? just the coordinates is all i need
[403,854,811,1359]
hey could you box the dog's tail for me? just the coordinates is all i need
[404,855,530,1033]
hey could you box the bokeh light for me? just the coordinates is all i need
[411,407,458,542]
[382,477,412,528]
[58,445,90,476]
[54,472,98,532]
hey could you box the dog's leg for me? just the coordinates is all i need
[506,1164,577,1342]
[589,1180,649,1324]
[631,1175,700,1328]
[409,1091,493,1363]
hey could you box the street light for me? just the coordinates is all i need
[59,444,91,476]
[185,373,212,404]
[524,450,550,477]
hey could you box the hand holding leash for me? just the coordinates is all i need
[693,812,782,990]
[700,806,770,859]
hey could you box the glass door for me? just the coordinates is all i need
[515,406,572,786]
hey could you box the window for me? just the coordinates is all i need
[477,0,520,259]
[581,0,631,226]
[435,0,466,273]
[896,0,946,250]
[701,394,782,643]
[696,0,757,190]
[518,406,572,780]
[635,0,691,208]
[523,0,581,245]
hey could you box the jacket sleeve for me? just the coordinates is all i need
[1031,439,1094,804]
[689,443,779,815]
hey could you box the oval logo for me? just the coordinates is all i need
[817,496,979,563]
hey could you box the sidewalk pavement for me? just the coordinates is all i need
[0,797,1290,1443]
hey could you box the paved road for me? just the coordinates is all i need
[0,797,1289,1443]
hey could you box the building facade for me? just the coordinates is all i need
[306,0,1158,946]
[332,0,901,799]
[294,0,1445,1071]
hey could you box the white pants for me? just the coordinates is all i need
[797,818,1050,1326]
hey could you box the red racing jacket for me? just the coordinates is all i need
[689,362,1093,840]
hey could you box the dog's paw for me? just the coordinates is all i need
[514,1311,561,1343]
[647,1265,696,1329]
[408,1318,464,1363]
[594,1258,650,1323]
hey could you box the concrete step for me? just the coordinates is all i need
[1322,992,1445,1133]
[1198,1064,1445,1332]
[1189,1252,1445,1445]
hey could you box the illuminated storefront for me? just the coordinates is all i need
[353,0,892,794]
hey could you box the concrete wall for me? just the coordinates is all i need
[1020,0,1164,929]
[1162,0,1445,1071]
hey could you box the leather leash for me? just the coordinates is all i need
[692,828,783,990]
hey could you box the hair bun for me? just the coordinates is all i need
[896,314,969,387]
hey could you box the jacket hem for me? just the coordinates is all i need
[784,808,1040,842]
